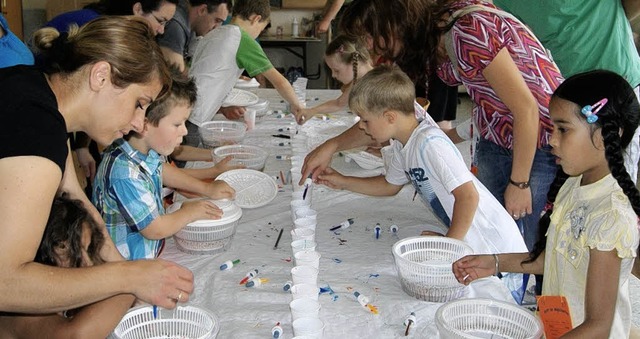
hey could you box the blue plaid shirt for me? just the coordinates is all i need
[93,139,164,260]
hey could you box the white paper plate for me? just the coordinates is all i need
[234,77,260,89]
[216,169,278,208]
[222,88,260,107]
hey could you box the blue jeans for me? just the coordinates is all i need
[476,138,557,251]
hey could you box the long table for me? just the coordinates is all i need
[161,89,523,338]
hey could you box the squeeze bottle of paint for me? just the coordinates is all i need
[219,259,240,270]
[271,322,283,338]
[353,291,369,307]
[283,281,293,292]
[390,224,399,233]
[239,269,259,285]
[245,278,269,288]
[374,223,382,239]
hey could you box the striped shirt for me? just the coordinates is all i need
[93,139,164,260]
[436,0,563,150]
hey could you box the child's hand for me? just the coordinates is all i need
[219,106,246,120]
[180,199,223,221]
[296,108,315,125]
[316,167,347,190]
[213,156,244,175]
[205,180,235,200]
[452,255,496,286]
[291,104,305,125]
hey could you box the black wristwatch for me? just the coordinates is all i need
[509,178,530,189]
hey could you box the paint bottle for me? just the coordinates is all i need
[374,223,382,239]
[389,224,399,233]
[271,322,283,338]
[219,259,240,270]
[329,218,354,231]
[353,291,369,307]
[245,277,269,288]
[283,281,293,292]
[239,269,259,285]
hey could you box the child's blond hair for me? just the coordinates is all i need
[349,64,415,116]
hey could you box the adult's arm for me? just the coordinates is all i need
[482,47,538,218]
[623,0,640,21]
[300,123,375,185]
[0,156,193,313]
[161,46,187,74]
[318,0,346,34]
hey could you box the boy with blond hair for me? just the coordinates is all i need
[317,65,527,255]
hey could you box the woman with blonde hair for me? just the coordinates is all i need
[0,16,193,319]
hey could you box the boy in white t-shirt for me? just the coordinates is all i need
[316,65,527,255]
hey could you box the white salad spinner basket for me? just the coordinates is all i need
[199,121,246,149]
[436,298,543,339]
[392,236,472,302]
[112,305,220,339]
[212,144,269,171]
[167,199,242,255]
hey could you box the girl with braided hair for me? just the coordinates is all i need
[453,70,640,338]
[298,35,373,122]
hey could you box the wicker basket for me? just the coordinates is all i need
[392,236,472,302]
[199,121,246,149]
[112,305,220,339]
[436,298,543,339]
[212,144,268,171]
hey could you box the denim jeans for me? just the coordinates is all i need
[476,138,558,251]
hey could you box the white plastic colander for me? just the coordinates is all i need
[435,298,543,339]
[112,305,220,339]
[392,236,472,302]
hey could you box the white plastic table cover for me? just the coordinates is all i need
[160,89,519,339]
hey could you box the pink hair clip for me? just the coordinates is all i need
[338,45,345,54]
[581,98,608,124]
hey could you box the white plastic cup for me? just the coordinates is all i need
[294,250,321,269]
[243,109,256,131]
[293,317,325,338]
[291,199,311,223]
[291,239,317,255]
[290,298,321,321]
[291,265,319,285]
[295,207,317,221]
[291,228,315,242]
[290,283,319,300]
[294,217,317,231]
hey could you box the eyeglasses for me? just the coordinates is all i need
[150,13,169,26]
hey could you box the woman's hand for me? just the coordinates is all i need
[452,255,496,285]
[219,106,245,120]
[504,185,532,220]
[75,147,96,182]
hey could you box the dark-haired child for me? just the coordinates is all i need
[454,70,640,338]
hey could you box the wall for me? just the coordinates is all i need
[263,8,330,89]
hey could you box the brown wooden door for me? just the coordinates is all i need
[1,0,23,40]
